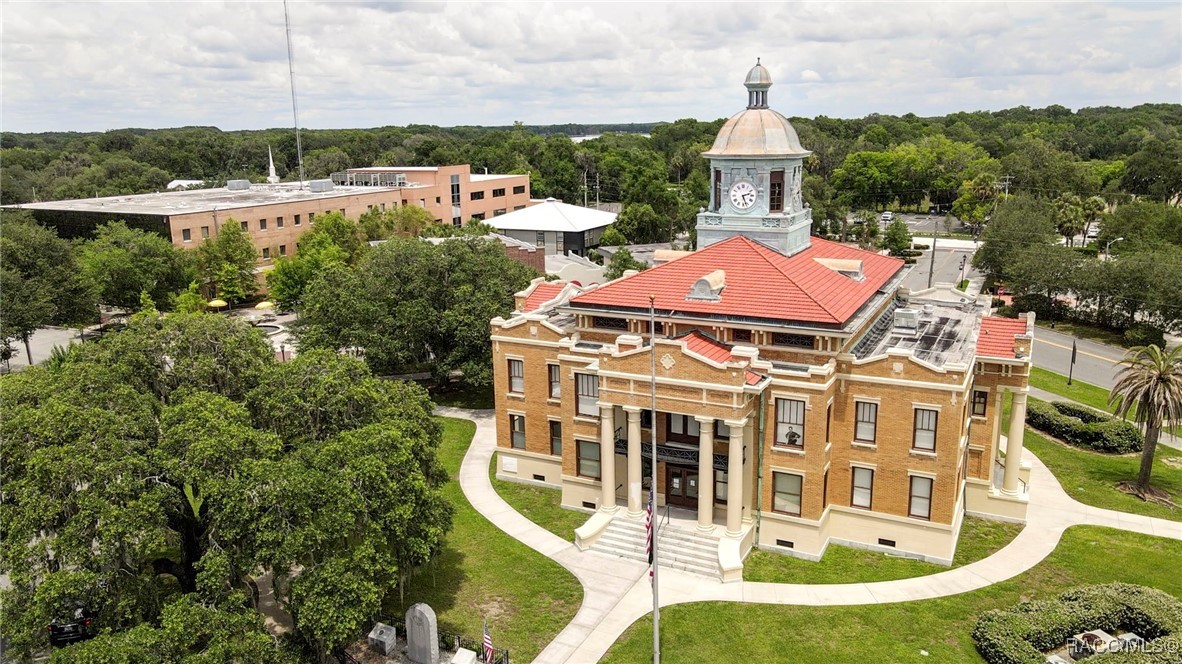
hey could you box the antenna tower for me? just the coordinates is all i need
[283,0,306,187]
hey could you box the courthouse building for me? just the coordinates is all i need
[490,62,1035,580]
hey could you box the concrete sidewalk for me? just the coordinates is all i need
[441,407,1182,664]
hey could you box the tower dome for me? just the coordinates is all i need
[703,60,811,159]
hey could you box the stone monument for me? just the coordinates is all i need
[367,622,398,656]
[406,603,440,664]
[450,648,478,664]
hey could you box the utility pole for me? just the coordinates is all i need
[927,217,941,289]
[596,173,600,209]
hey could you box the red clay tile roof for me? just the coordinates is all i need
[680,331,733,364]
[523,282,565,312]
[745,369,764,386]
[977,316,1027,359]
[570,236,903,325]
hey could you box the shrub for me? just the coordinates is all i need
[903,257,917,265]
[991,297,1006,308]
[1012,293,1063,321]
[997,305,1016,318]
[972,583,1182,664]
[913,243,930,250]
[1124,324,1165,348]
[1025,400,1143,453]
[1073,245,1100,258]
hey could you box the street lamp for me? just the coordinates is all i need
[1104,237,1124,258]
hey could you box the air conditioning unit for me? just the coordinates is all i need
[893,308,920,330]
[308,179,334,193]
[226,179,251,191]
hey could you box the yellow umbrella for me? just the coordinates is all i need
[207,299,228,309]
[255,301,275,310]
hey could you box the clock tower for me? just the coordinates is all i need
[696,60,813,256]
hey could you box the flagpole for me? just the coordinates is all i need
[649,294,660,664]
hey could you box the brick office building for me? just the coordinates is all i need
[489,63,1034,580]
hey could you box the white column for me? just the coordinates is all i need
[625,407,643,517]
[741,417,754,525]
[725,419,746,537]
[599,405,618,511]
[1002,391,1028,496]
[696,416,715,532]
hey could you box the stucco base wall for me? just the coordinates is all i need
[757,504,960,566]
[965,480,1030,523]
[496,449,563,488]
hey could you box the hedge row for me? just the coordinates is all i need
[972,583,1182,664]
[1026,399,1143,454]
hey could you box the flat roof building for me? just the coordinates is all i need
[485,197,616,257]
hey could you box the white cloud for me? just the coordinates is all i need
[0,1,1178,132]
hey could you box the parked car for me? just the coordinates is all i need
[880,211,893,223]
[48,606,94,647]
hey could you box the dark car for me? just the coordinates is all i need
[47,607,94,647]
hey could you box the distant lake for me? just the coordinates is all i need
[570,133,651,143]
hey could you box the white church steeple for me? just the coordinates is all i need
[267,147,280,184]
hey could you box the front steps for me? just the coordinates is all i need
[589,515,721,579]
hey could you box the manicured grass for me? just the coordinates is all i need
[491,468,587,542]
[602,527,1182,663]
[430,384,496,409]
[1035,319,1129,348]
[957,278,970,291]
[1029,367,1116,414]
[386,418,581,662]
[743,517,1022,584]
[1024,426,1182,522]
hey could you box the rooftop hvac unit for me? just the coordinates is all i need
[226,179,252,191]
[308,179,334,193]
[893,308,920,330]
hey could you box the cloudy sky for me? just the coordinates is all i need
[2,1,1179,133]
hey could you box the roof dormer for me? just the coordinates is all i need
[687,269,726,301]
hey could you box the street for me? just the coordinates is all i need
[1031,325,1125,389]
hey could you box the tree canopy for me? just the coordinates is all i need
[0,314,452,660]
[78,220,194,310]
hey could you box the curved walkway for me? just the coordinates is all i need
[438,407,1182,664]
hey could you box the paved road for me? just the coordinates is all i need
[900,243,980,292]
[1,327,80,372]
[1031,326,1126,389]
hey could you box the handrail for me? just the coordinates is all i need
[660,504,671,530]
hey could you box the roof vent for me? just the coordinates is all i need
[226,179,251,191]
[687,270,726,302]
[308,179,334,193]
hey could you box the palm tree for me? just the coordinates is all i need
[1109,344,1182,492]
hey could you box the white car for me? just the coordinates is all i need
[881,211,893,223]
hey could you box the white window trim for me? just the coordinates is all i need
[908,469,938,480]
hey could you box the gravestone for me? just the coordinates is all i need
[367,622,397,656]
[405,603,439,664]
[450,648,478,664]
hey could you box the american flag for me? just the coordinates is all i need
[645,489,655,581]
[483,621,495,663]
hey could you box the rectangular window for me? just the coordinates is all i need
[200,225,210,239]
[714,420,730,440]
[712,169,721,212]
[576,374,599,417]
[182,228,192,242]
[855,402,878,443]
[909,476,933,519]
[536,231,545,247]
[494,208,506,216]
[380,204,386,212]
[470,191,485,201]
[772,333,813,348]
[493,188,505,197]
[591,316,627,330]
[825,403,833,443]
[279,244,287,257]
[577,440,600,479]
[851,467,874,509]
[972,390,988,417]
[294,214,302,226]
[775,398,805,448]
[436,196,441,204]
[732,329,752,343]
[276,216,284,228]
[507,359,524,394]
[549,420,562,456]
[452,217,462,227]
[913,408,938,451]
[259,218,267,230]
[262,247,271,259]
[309,212,315,223]
[509,414,526,449]
[513,185,526,195]
[339,208,346,215]
[472,212,486,221]
[548,364,561,399]
[769,169,785,213]
[714,469,728,504]
[451,174,461,206]
[668,414,701,439]
[514,205,526,211]
[556,233,565,253]
[822,469,829,507]
[240,221,249,231]
[773,472,803,516]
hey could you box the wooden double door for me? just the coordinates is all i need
[665,464,699,508]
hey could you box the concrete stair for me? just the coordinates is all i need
[590,515,720,579]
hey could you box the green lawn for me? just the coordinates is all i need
[743,517,1022,584]
[385,418,582,662]
[1025,426,1182,522]
[1029,367,1116,414]
[491,469,587,542]
[602,527,1182,663]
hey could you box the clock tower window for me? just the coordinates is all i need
[769,169,785,213]
[712,169,722,212]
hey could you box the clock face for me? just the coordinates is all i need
[729,181,757,210]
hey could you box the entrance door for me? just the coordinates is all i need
[666,465,699,508]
